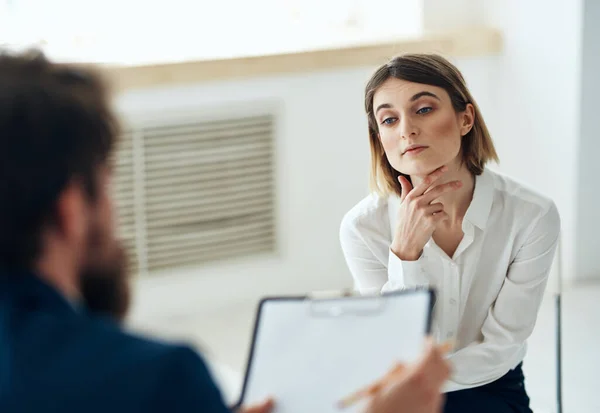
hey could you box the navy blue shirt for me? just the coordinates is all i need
[0,271,231,413]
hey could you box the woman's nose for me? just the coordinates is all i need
[400,118,418,139]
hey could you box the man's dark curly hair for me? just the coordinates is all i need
[0,49,120,270]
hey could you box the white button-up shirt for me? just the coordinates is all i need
[339,168,561,392]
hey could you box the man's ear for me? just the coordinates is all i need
[54,181,88,245]
[460,103,476,137]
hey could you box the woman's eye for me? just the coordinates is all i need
[417,107,433,115]
[381,117,397,125]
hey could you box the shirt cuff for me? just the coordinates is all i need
[384,249,429,292]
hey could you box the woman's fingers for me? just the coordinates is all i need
[431,211,450,224]
[424,203,444,215]
[398,175,413,202]
[422,204,449,227]
[406,166,448,199]
[419,181,463,204]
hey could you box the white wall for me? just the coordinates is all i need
[423,0,484,31]
[480,0,583,285]
[575,0,600,281]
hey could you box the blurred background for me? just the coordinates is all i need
[2,0,598,412]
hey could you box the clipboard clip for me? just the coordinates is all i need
[307,289,356,300]
[307,289,387,318]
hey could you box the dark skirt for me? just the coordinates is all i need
[443,363,533,413]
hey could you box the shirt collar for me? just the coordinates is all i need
[464,168,495,230]
[0,269,83,317]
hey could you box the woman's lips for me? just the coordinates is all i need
[404,146,427,156]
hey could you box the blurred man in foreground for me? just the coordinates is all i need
[0,50,450,413]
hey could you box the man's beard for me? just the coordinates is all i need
[79,224,131,323]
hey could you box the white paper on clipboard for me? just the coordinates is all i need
[238,289,434,413]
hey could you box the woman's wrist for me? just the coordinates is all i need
[391,243,422,261]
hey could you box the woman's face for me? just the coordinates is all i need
[372,77,473,177]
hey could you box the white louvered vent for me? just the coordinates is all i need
[112,130,139,275]
[113,113,276,276]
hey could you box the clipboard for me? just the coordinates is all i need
[237,288,435,413]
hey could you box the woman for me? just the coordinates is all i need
[339,54,561,413]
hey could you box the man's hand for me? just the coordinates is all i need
[236,398,275,413]
[367,340,451,413]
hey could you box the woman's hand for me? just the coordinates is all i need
[391,166,462,261]
[367,339,451,413]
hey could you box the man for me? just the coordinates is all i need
[0,50,450,413]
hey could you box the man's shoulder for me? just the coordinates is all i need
[5,310,229,413]
[13,309,210,382]
[0,274,229,412]
[81,319,229,411]
[76,317,210,380]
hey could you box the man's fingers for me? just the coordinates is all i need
[430,393,446,413]
[409,166,448,198]
[415,338,452,381]
[385,362,408,381]
[239,399,275,413]
[420,341,452,388]
[438,340,455,355]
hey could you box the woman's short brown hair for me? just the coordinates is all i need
[365,53,499,197]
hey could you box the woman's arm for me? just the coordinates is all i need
[340,168,457,295]
[339,212,428,295]
[446,202,561,388]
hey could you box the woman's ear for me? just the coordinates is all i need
[460,103,475,136]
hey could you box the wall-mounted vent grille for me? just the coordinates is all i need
[113,113,276,275]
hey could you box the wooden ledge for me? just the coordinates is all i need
[104,26,502,93]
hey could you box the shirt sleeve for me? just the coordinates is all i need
[384,249,430,292]
[445,201,561,388]
[339,211,429,295]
